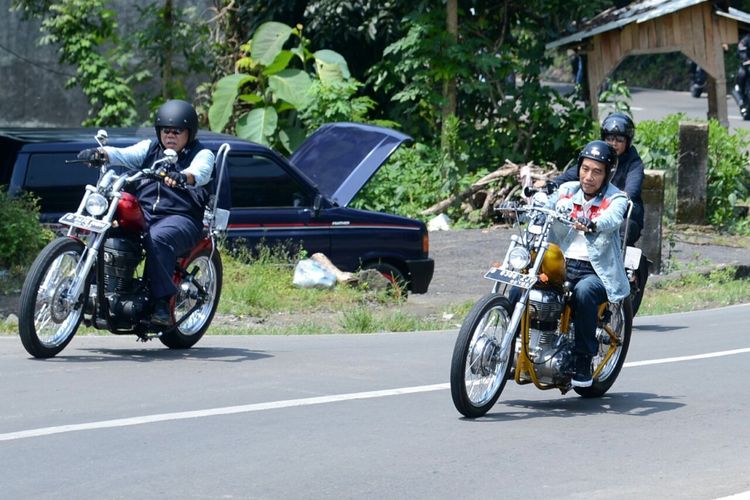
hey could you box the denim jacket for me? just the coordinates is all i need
[547,181,631,302]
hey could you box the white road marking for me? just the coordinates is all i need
[2,347,750,442]
[0,383,449,442]
[623,347,750,367]
[715,492,750,500]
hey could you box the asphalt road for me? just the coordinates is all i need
[627,86,750,130]
[550,81,750,131]
[2,303,750,499]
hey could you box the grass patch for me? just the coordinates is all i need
[220,245,392,318]
[209,307,456,335]
[638,267,750,316]
[215,245,454,334]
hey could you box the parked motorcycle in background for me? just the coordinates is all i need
[731,77,750,120]
[450,188,633,418]
[688,62,706,98]
[18,130,231,358]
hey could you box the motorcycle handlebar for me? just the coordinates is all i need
[523,181,557,198]
[65,158,106,168]
[495,203,578,228]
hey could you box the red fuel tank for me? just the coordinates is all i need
[117,192,146,232]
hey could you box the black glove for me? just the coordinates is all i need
[166,170,188,187]
[577,216,596,232]
[77,148,104,163]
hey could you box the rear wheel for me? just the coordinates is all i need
[18,237,86,358]
[575,298,632,398]
[450,294,515,418]
[160,248,222,349]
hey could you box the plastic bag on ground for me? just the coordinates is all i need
[292,259,337,289]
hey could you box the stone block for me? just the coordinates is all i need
[642,169,665,273]
[676,122,708,225]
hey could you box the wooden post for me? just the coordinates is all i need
[641,170,665,273]
[709,8,729,127]
[676,122,709,225]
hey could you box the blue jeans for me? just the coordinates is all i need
[143,213,202,300]
[566,259,608,357]
[508,259,607,357]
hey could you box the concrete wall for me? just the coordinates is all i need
[0,0,88,126]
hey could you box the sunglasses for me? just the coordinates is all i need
[161,127,186,136]
[604,134,627,144]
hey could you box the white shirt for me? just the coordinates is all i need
[104,139,214,187]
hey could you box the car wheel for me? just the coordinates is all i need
[362,262,407,300]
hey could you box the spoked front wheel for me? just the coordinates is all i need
[160,248,223,349]
[450,293,515,418]
[575,298,633,398]
[18,237,87,358]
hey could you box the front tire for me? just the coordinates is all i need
[160,248,222,349]
[18,237,86,358]
[575,298,633,398]
[450,293,515,418]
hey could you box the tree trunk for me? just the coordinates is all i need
[441,0,458,151]
[162,0,174,100]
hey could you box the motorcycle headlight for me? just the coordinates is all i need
[508,247,531,271]
[85,193,109,217]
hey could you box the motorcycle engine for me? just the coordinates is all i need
[527,288,564,330]
[102,236,147,322]
[103,236,142,293]
[524,288,573,384]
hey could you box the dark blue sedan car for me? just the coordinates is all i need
[2,123,434,293]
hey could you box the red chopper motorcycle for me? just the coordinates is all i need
[18,130,231,358]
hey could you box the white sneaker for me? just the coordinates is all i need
[570,376,593,388]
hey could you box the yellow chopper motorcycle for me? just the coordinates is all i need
[450,190,633,418]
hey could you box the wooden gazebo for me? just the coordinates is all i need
[547,0,750,126]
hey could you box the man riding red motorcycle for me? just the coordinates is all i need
[77,100,215,326]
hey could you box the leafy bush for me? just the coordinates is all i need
[208,21,367,154]
[635,114,750,231]
[634,113,682,220]
[707,125,750,228]
[351,142,443,221]
[0,189,54,269]
[299,79,399,133]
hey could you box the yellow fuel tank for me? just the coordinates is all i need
[539,243,566,287]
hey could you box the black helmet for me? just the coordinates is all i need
[577,139,618,188]
[154,99,199,146]
[600,112,635,147]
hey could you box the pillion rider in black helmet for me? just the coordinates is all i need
[553,112,645,247]
[77,99,215,326]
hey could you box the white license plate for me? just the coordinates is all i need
[484,267,537,289]
[59,213,111,233]
[624,246,642,270]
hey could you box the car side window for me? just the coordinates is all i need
[23,152,99,214]
[228,154,311,208]
[25,153,98,188]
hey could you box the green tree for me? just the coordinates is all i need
[125,0,212,106]
[208,21,368,153]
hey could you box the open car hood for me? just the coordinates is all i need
[289,122,411,207]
